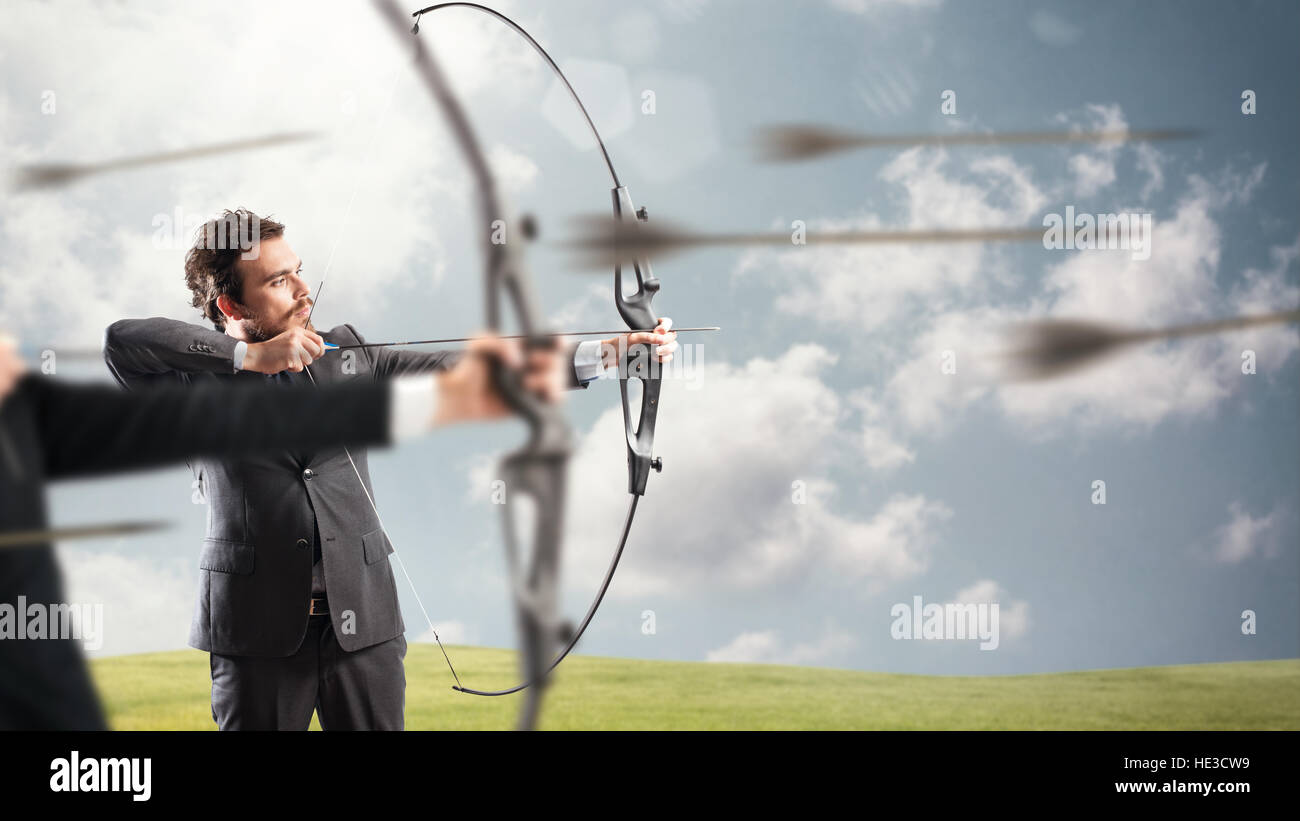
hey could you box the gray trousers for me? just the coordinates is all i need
[209,615,406,730]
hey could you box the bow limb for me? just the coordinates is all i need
[374,0,572,730]
[395,0,669,706]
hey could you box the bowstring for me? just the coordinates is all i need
[301,48,465,688]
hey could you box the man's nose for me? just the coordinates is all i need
[291,274,311,299]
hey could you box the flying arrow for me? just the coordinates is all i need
[12,131,320,190]
[0,520,172,549]
[999,307,1300,381]
[561,213,1044,268]
[754,124,1200,162]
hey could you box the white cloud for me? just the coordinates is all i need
[1213,501,1284,564]
[745,121,1296,473]
[706,621,857,665]
[830,0,942,13]
[851,390,916,469]
[1228,236,1300,317]
[489,144,541,196]
[414,621,475,646]
[1135,142,1165,201]
[812,153,1298,460]
[862,425,917,470]
[882,147,1046,229]
[953,579,1029,640]
[880,307,1003,433]
[1029,10,1081,46]
[1068,153,1118,197]
[860,427,916,470]
[994,169,1294,433]
[492,344,957,597]
[60,548,195,657]
[746,148,1044,332]
[0,1,546,344]
[1060,103,1127,198]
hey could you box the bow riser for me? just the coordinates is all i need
[613,186,664,496]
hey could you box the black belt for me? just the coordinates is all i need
[309,596,329,616]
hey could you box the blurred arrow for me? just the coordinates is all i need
[12,131,320,190]
[1000,308,1300,381]
[561,213,1043,269]
[754,124,1199,162]
[0,520,172,549]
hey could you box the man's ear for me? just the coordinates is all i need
[215,294,243,323]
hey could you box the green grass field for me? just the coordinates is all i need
[90,647,1300,730]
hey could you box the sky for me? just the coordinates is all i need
[1,0,1297,680]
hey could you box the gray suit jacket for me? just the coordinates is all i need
[103,318,587,656]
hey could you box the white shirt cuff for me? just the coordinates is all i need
[389,375,438,442]
[232,340,248,372]
[573,339,606,382]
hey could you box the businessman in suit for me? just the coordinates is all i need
[103,209,678,730]
[0,327,548,730]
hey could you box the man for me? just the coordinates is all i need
[103,209,677,730]
[0,329,552,730]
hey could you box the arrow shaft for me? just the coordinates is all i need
[1129,308,1300,342]
[850,128,1198,149]
[0,520,171,549]
[330,326,720,350]
[687,228,1043,247]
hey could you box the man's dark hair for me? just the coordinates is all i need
[185,208,285,330]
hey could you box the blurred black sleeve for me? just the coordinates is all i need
[24,375,393,481]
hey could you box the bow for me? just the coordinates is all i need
[341,0,666,728]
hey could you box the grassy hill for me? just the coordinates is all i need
[90,647,1300,730]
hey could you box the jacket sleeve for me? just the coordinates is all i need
[27,375,392,481]
[356,324,588,389]
[359,324,462,378]
[102,317,242,388]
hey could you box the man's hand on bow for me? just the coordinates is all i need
[0,334,27,411]
[598,316,679,372]
[433,333,567,427]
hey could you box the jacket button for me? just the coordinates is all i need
[302,468,315,481]
[296,538,310,549]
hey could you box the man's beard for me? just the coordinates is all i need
[238,303,313,343]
